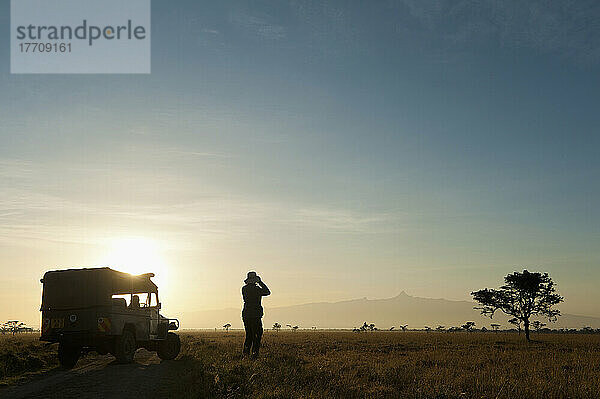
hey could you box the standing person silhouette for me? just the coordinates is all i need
[242,271,270,359]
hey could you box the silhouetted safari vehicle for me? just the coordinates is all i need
[40,267,180,369]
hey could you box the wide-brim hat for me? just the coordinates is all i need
[245,271,259,284]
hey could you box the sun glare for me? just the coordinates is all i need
[98,237,169,289]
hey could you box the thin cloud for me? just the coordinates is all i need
[229,10,286,40]
[162,149,233,159]
[286,207,398,234]
[0,159,35,178]
[0,180,401,246]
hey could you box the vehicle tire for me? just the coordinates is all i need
[58,343,80,369]
[114,330,137,363]
[96,347,109,355]
[157,332,180,360]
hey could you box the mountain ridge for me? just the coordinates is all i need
[180,292,600,329]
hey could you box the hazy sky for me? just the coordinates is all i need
[1,1,599,326]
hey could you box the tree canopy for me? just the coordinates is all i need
[471,270,563,341]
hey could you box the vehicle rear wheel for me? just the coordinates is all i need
[157,332,180,360]
[96,347,109,355]
[96,340,111,355]
[114,330,137,363]
[58,343,80,369]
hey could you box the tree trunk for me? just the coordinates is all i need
[524,319,530,341]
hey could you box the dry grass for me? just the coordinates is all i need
[0,333,57,385]
[2,331,600,398]
[172,330,600,398]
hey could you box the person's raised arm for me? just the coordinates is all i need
[257,278,271,296]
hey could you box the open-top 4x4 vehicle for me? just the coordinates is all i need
[40,267,180,369]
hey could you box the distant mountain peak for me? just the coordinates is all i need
[181,291,600,329]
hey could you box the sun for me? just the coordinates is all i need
[97,237,169,289]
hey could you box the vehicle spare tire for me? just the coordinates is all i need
[58,342,80,369]
[114,330,137,363]
[157,332,181,360]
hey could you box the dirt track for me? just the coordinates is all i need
[0,350,181,399]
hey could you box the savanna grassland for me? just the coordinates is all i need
[172,330,600,399]
[2,331,600,398]
[0,333,57,386]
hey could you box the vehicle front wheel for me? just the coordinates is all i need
[157,332,180,360]
[114,330,137,363]
[58,343,80,369]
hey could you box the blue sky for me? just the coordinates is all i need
[0,1,599,324]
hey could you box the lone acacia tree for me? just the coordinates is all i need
[471,270,563,341]
[461,321,476,332]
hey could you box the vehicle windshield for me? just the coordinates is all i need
[112,292,158,308]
